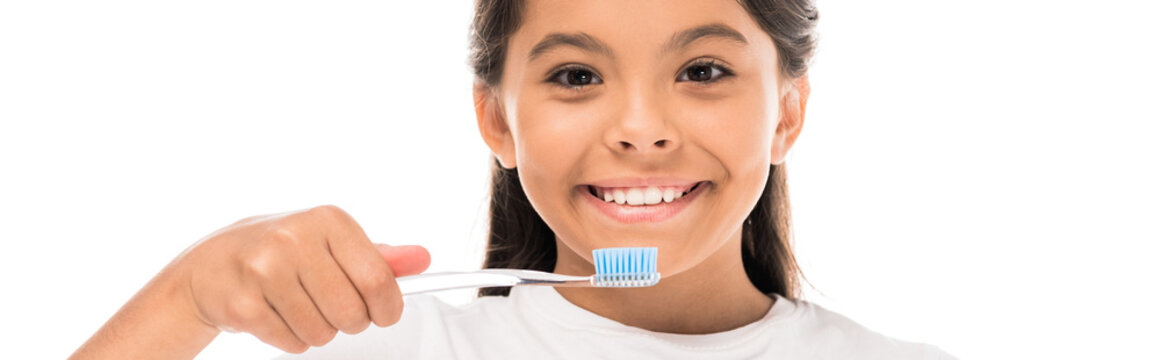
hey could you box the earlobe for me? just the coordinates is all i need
[473,83,517,169]
[770,75,810,165]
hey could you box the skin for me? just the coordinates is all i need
[475,0,809,334]
[70,206,432,358]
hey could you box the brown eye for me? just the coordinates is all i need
[566,69,595,85]
[677,60,734,83]
[685,64,713,82]
[549,66,603,88]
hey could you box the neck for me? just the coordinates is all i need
[552,227,774,334]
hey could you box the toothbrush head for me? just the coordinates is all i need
[591,247,661,287]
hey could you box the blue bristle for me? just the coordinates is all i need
[591,247,660,287]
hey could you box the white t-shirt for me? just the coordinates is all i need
[278,286,956,359]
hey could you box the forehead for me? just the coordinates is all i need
[509,0,771,62]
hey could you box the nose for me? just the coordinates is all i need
[605,91,680,156]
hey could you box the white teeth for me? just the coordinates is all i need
[593,183,698,206]
[626,188,645,205]
[644,187,662,205]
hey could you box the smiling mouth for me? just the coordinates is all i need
[578,181,709,224]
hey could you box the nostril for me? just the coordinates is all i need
[616,139,671,151]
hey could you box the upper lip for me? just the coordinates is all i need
[583,176,706,189]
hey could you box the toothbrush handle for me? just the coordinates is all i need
[396,270,592,295]
[397,272,517,295]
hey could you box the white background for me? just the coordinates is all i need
[2,0,1158,359]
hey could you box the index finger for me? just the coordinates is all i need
[311,205,404,327]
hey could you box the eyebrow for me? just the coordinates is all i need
[526,23,749,62]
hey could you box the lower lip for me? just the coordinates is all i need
[579,182,708,224]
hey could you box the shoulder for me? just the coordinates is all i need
[776,296,958,360]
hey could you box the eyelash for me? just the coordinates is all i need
[677,59,736,86]
[545,58,735,92]
[546,64,600,93]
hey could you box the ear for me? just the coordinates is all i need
[770,75,810,165]
[474,83,517,169]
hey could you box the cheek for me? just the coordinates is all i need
[657,87,773,271]
[512,91,606,151]
[707,88,777,211]
[684,85,776,167]
[510,98,598,213]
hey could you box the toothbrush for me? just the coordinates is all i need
[396,247,660,295]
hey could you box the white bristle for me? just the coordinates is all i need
[591,247,660,287]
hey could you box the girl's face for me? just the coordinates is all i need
[477,0,804,277]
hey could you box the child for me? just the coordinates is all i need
[72,0,956,359]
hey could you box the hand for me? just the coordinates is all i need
[171,205,430,353]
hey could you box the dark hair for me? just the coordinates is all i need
[469,0,819,298]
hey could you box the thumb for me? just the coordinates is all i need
[375,244,431,277]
